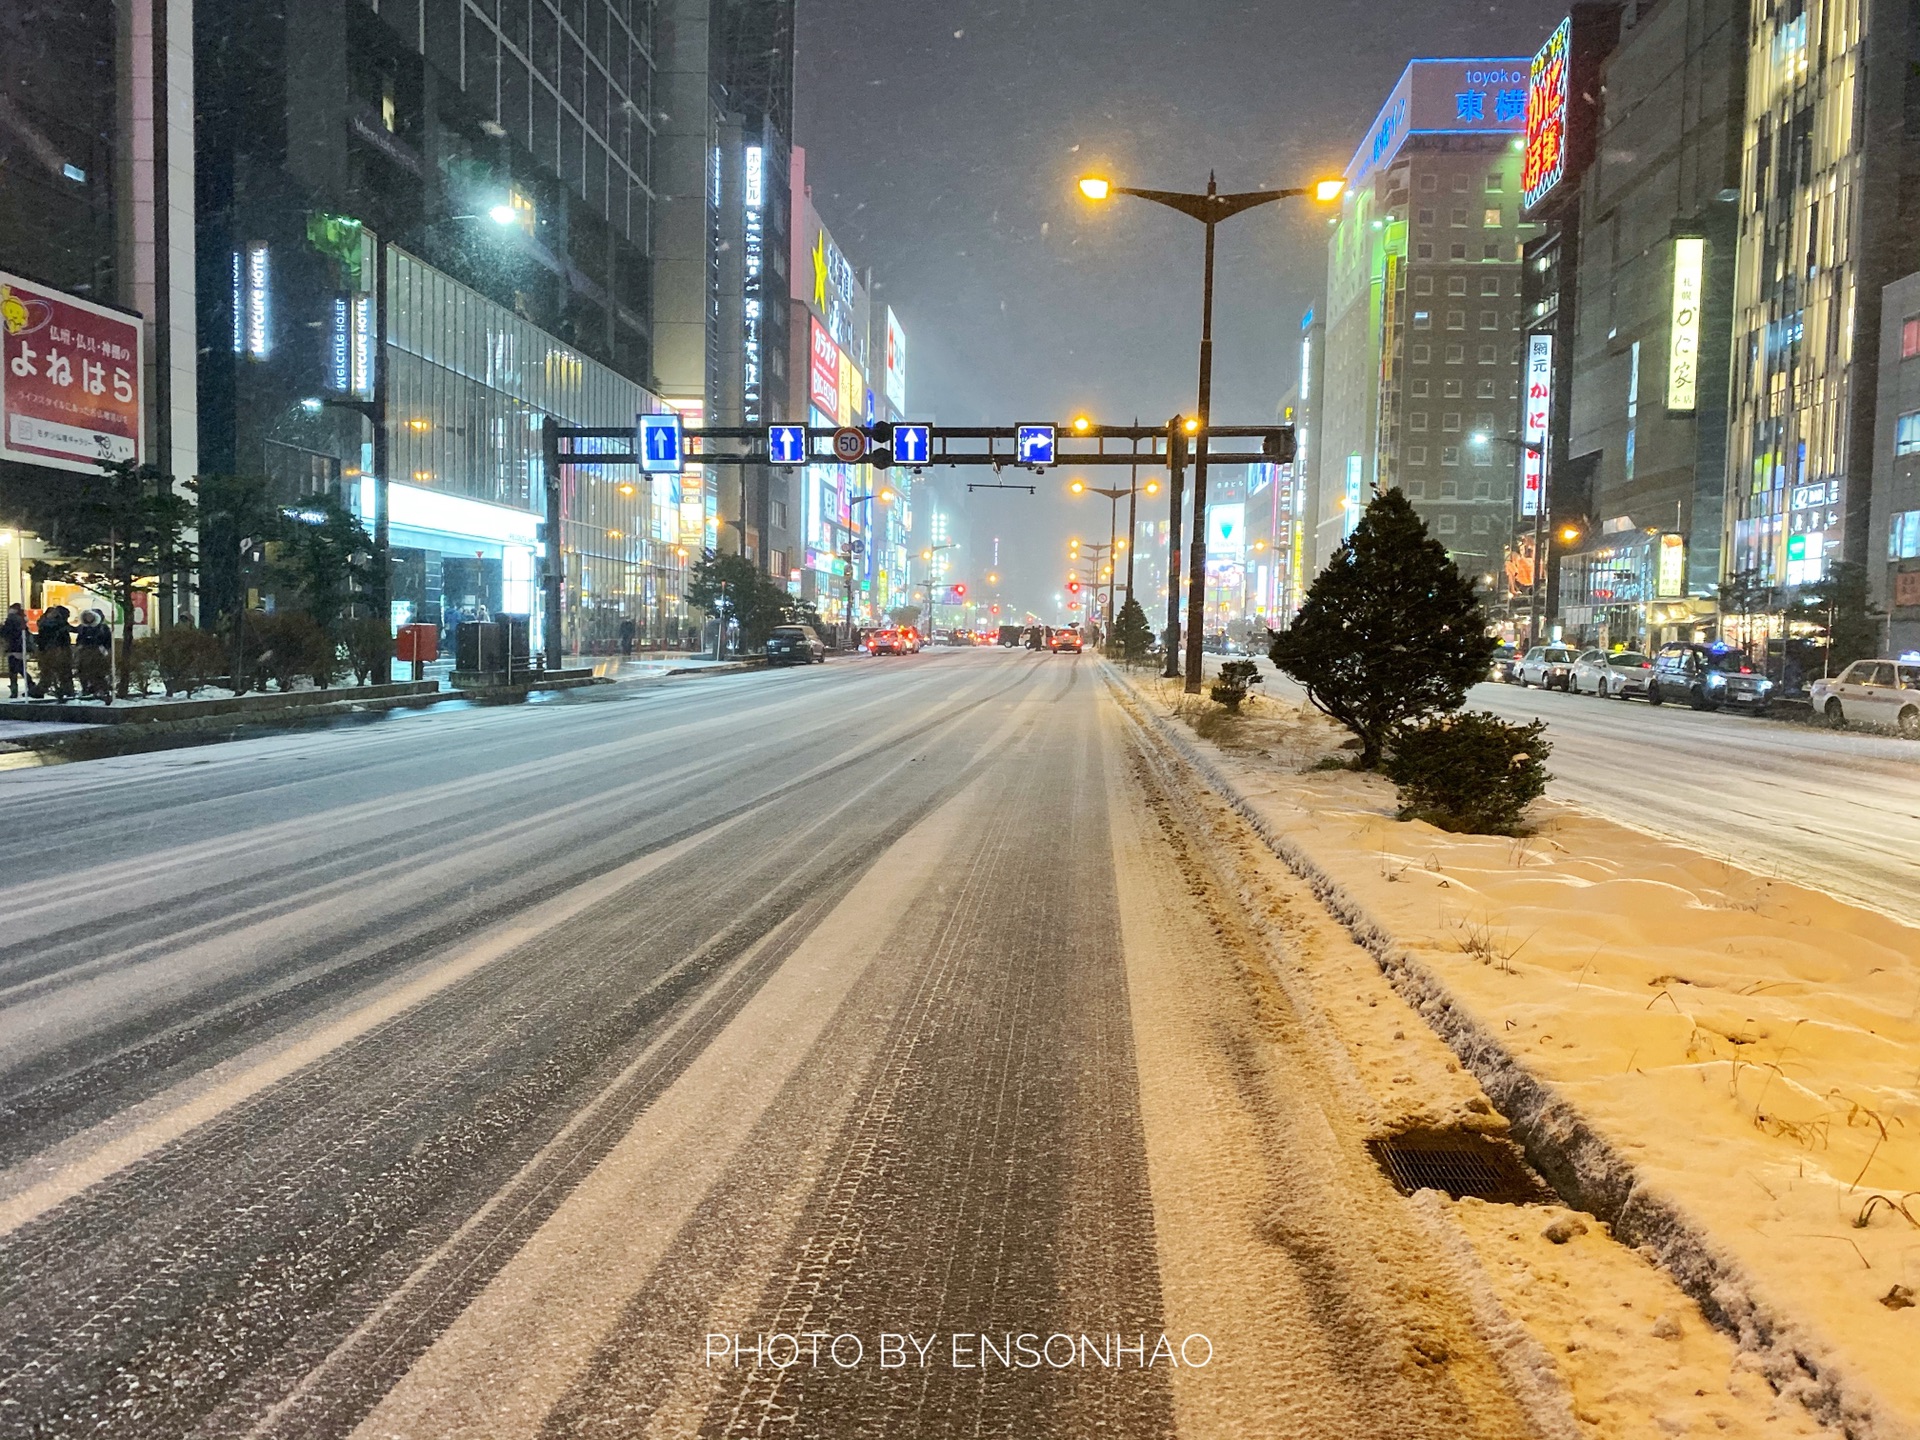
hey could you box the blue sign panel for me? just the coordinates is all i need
[1016,424,1056,467]
[768,423,807,466]
[895,424,931,466]
[638,412,684,473]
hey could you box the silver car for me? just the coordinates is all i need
[1570,648,1654,698]
[1810,659,1920,733]
[1515,645,1578,690]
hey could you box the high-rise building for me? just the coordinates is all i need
[0,0,196,619]
[1554,0,1745,650]
[1725,0,1920,604]
[194,0,684,651]
[1313,58,1538,587]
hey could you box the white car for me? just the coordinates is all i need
[1810,659,1920,733]
[1514,645,1578,690]
[1570,648,1654,697]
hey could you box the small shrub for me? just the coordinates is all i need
[341,616,390,685]
[1209,659,1263,709]
[1384,711,1551,835]
[139,625,227,696]
[251,611,331,692]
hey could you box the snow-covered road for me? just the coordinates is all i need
[1255,665,1920,922]
[0,650,1550,1439]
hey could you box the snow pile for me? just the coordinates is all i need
[1111,669,1920,1439]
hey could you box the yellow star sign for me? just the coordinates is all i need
[812,232,828,312]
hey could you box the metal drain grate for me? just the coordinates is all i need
[1368,1130,1553,1204]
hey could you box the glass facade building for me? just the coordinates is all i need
[375,247,697,651]
[1727,0,1917,590]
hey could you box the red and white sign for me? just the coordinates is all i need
[1,270,143,474]
[1521,333,1551,518]
[809,317,840,418]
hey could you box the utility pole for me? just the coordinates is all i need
[1164,416,1186,678]
[371,239,391,679]
[1126,421,1140,604]
[1182,180,1220,695]
[541,415,563,670]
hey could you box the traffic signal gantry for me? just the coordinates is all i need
[536,415,1296,673]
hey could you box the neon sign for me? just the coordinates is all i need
[1521,19,1571,210]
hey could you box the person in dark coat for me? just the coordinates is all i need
[33,605,73,701]
[75,609,114,703]
[619,617,637,657]
[1,604,27,698]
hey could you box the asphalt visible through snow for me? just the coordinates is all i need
[0,648,1566,1439]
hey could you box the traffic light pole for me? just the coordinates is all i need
[1163,418,1187,678]
[1183,211,1219,696]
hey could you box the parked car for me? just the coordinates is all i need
[1646,643,1773,713]
[1489,643,1520,683]
[1515,645,1578,690]
[865,628,911,656]
[1049,628,1084,654]
[1570,648,1653,698]
[1810,658,1920,733]
[766,624,825,666]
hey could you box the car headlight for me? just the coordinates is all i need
[1757,679,1773,691]
[1706,672,1725,686]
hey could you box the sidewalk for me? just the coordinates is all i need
[1103,660,1920,1439]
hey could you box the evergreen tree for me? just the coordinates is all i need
[686,550,795,654]
[1270,488,1496,769]
[41,459,196,697]
[1109,596,1155,664]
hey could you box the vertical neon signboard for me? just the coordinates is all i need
[1522,334,1552,517]
[1521,19,1570,210]
[1667,236,1704,413]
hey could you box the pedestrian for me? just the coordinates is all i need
[2,603,27,698]
[619,616,636,657]
[75,609,114,703]
[34,605,74,701]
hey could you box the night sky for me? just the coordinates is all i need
[793,0,1571,618]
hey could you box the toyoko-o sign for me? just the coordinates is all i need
[1345,58,1529,188]
[1521,19,1571,210]
[1667,237,1704,414]
[1,271,143,474]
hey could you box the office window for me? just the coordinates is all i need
[1478,344,1498,364]
[1474,480,1492,499]
[1412,343,1431,362]
[1443,379,1462,397]
[1486,171,1504,193]
[1452,175,1470,192]
[1410,412,1429,432]
[1413,309,1432,328]
[1484,207,1503,228]
[1898,412,1920,455]
[1441,446,1460,467]
[1410,378,1429,397]
[1446,344,1465,364]
[1437,514,1458,534]
[1439,478,1459,497]
[1451,208,1469,226]
[1477,379,1496,398]
[1481,276,1502,296]
[1407,446,1428,465]
[1407,478,1427,497]
[1473,447,1493,467]
[1447,275,1467,296]
[1419,172,1438,192]
[1472,515,1491,533]
[1480,310,1500,330]
[1447,310,1465,330]
[1483,243,1502,260]
[1442,412,1462,431]
[1418,207,1435,225]
[1451,243,1468,260]
[1417,243,1434,260]
[1414,275,1434,295]
[1904,317,1920,358]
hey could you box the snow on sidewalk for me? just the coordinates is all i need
[1108,665,1920,1439]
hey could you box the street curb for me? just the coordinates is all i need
[0,679,440,725]
[1098,661,1884,1438]
[0,689,452,754]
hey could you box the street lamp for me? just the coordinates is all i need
[835,488,895,648]
[1080,172,1345,692]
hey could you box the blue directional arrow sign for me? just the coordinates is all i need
[894,424,931,466]
[768,424,807,466]
[1016,424,1056,467]
[638,412,684,473]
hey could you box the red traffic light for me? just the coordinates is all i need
[952,583,967,598]
[1068,601,1080,611]
[990,604,1000,615]
[1068,580,1081,594]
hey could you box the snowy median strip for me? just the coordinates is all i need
[1103,661,1920,1440]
